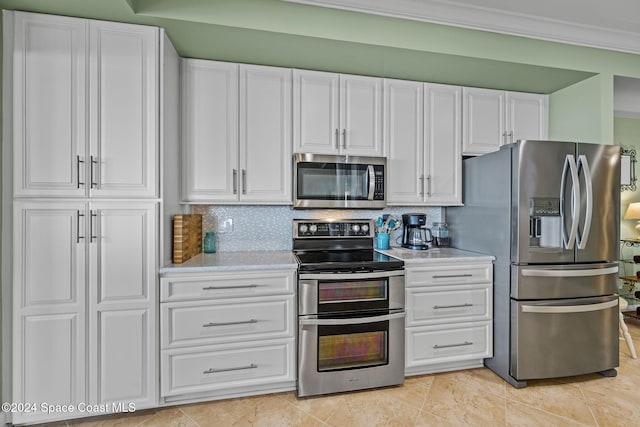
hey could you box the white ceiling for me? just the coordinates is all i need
[284,0,640,54]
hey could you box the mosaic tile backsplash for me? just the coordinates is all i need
[191,205,442,252]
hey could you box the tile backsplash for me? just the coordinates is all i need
[191,205,442,252]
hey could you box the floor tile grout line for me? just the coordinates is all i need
[576,383,601,427]
[505,397,597,427]
[177,405,201,427]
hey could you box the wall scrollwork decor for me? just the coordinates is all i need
[621,146,637,192]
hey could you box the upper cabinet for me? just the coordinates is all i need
[181,60,292,204]
[12,12,159,198]
[293,70,383,156]
[385,80,461,206]
[462,87,547,156]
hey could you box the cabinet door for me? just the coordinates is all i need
[425,83,462,205]
[340,74,384,156]
[384,79,424,205]
[239,65,292,203]
[293,69,340,154]
[89,21,159,198]
[506,91,548,144]
[88,202,157,408]
[12,201,87,424]
[181,60,239,202]
[12,12,88,197]
[462,87,505,156]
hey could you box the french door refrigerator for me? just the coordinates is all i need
[448,140,620,388]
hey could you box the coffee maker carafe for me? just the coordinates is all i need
[401,213,433,250]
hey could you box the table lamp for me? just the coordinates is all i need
[624,202,640,236]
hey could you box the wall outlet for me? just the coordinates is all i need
[218,217,233,233]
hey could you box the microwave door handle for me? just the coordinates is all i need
[576,154,593,249]
[368,165,375,200]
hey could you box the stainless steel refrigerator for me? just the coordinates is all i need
[448,140,620,388]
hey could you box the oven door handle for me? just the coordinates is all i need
[299,270,404,280]
[299,312,405,326]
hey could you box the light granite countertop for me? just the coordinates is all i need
[376,246,494,264]
[159,251,298,274]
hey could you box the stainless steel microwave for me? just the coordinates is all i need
[293,153,386,209]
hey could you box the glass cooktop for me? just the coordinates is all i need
[295,250,404,273]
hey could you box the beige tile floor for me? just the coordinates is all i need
[43,318,640,427]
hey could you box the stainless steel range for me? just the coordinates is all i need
[293,219,405,397]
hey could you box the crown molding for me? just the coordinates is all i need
[283,0,640,55]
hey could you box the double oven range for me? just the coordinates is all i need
[293,219,405,397]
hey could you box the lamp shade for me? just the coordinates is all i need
[625,202,640,220]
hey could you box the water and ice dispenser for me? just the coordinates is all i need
[529,197,561,248]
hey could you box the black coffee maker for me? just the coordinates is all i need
[401,213,433,250]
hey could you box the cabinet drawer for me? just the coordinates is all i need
[161,338,295,397]
[406,263,492,287]
[406,284,491,326]
[406,323,492,368]
[160,270,295,302]
[161,296,294,348]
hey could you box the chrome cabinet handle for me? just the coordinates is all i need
[502,131,507,145]
[419,175,425,196]
[90,156,98,188]
[76,210,85,243]
[508,131,514,144]
[426,174,432,197]
[342,129,346,149]
[203,363,257,374]
[432,274,473,279]
[76,155,85,188]
[335,128,339,149]
[242,169,247,195]
[203,319,257,327]
[433,303,474,309]
[232,169,237,194]
[202,284,258,291]
[433,341,473,349]
[90,210,98,242]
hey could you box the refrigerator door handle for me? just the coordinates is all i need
[560,154,580,249]
[521,299,618,314]
[576,154,593,249]
[521,265,618,277]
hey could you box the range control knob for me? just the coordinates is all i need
[299,224,308,233]
[361,224,369,233]
[309,224,317,233]
[352,224,360,232]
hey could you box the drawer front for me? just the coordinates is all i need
[406,323,491,368]
[406,263,492,287]
[160,270,295,302]
[162,296,294,348]
[161,339,295,397]
[406,284,491,326]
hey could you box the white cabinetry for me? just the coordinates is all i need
[12,12,159,198]
[293,69,383,156]
[405,262,493,376]
[385,80,461,205]
[181,60,292,203]
[159,270,296,402]
[12,201,157,424]
[462,87,547,156]
[5,11,173,425]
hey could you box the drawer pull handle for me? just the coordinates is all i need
[203,319,258,328]
[203,363,257,374]
[433,303,474,309]
[202,285,258,291]
[433,341,473,349]
[432,274,473,279]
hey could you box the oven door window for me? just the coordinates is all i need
[318,320,389,371]
[297,162,370,200]
[318,279,388,313]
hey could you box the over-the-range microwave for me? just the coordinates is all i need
[293,153,386,209]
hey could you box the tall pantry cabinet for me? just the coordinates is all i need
[2,11,180,425]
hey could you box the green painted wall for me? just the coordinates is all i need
[617,117,640,239]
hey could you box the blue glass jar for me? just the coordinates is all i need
[203,231,217,253]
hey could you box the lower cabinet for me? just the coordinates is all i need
[405,262,493,376]
[159,269,297,403]
[12,201,158,425]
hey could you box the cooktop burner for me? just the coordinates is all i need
[292,219,404,272]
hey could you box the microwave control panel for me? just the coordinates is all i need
[373,166,385,200]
